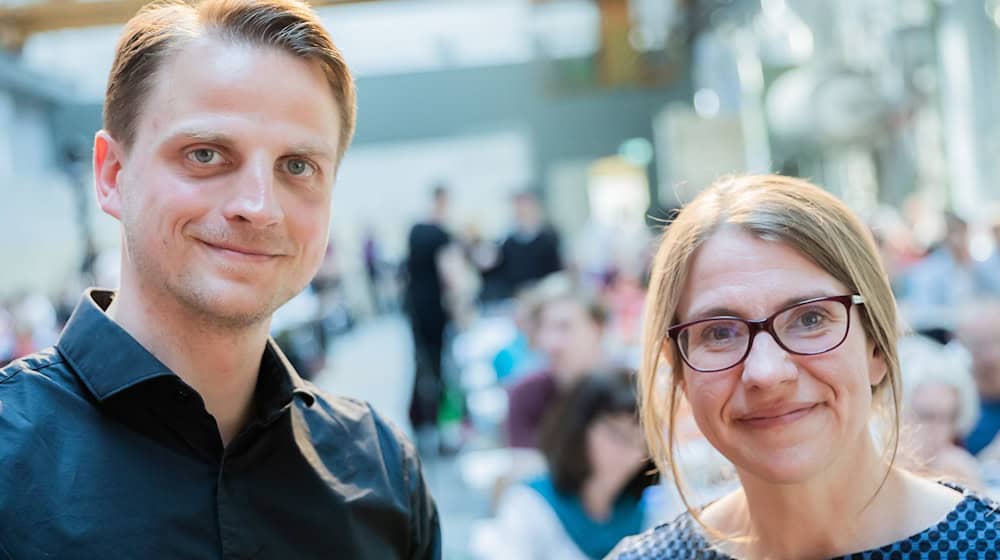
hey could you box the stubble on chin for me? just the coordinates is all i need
[125,229,300,332]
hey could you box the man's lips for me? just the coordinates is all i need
[198,239,284,259]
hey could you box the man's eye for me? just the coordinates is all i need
[283,158,316,177]
[187,149,223,165]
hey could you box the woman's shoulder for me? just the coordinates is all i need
[840,483,1000,559]
[604,511,731,560]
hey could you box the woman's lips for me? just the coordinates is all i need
[738,403,819,429]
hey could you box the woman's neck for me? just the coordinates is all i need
[702,437,963,560]
[580,476,627,522]
[705,435,891,559]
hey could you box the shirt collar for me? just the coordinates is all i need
[58,289,315,408]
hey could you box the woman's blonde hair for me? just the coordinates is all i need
[639,175,901,526]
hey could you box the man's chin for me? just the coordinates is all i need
[173,285,286,330]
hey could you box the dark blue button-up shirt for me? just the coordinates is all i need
[0,289,440,559]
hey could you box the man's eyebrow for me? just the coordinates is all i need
[164,128,236,147]
[163,128,336,161]
[285,141,337,161]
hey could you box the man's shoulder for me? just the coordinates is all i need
[297,384,417,463]
[0,349,87,456]
[0,347,65,384]
[0,348,80,403]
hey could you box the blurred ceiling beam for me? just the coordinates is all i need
[0,0,380,50]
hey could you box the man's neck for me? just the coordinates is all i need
[106,284,268,446]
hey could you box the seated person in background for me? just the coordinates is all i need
[484,370,657,560]
[492,285,547,384]
[899,335,982,489]
[900,212,1000,343]
[505,273,609,448]
[610,175,1000,559]
[957,300,1000,455]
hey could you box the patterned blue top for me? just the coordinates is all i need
[607,486,1000,559]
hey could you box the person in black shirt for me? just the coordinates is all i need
[496,190,563,299]
[404,185,454,441]
[0,1,440,558]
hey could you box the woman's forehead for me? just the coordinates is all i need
[676,228,846,321]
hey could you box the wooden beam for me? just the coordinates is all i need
[0,0,382,50]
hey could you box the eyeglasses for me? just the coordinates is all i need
[667,294,865,373]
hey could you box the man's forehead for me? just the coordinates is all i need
[132,35,340,153]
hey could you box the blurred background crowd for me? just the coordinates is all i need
[3,0,1000,558]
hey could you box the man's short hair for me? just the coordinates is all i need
[104,0,356,163]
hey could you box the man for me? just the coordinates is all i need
[505,275,609,448]
[0,1,440,558]
[494,190,563,300]
[902,212,1000,341]
[958,300,1000,455]
[403,185,455,446]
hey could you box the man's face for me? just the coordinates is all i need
[513,195,540,230]
[96,37,342,328]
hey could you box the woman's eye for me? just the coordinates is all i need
[187,149,223,165]
[283,158,316,177]
[798,311,825,328]
[701,324,738,343]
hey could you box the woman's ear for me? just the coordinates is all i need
[660,338,687,396]
[867,341,889,386]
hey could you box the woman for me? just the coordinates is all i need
[482,370,658,559]
[609,175,1000,559]
[899,334,982,489]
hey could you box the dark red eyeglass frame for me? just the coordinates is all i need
[665,294,866,373]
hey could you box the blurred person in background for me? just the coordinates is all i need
[868,205,923,297]
[505,273,609,448]
[492,190,563,300]
[9,292,60,357]
[899,335,982,489]
[491,284,547,384]
[458,221,503,303]
[0,1,440,558]
[957,300,1000,456]
[611,176,1000,559]
[362,225,386,314]
[902,211,1000,343]
[982,209,1000,281]
[404,184,457,447]
[482,370,657,560]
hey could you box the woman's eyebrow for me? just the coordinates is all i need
[684,292,838,322]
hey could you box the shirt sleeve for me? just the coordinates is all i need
[405,446,442,560]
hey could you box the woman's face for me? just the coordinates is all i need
[587,412,648,488]
[908,382,959,454]
[674,228,886,484]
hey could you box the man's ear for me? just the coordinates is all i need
[93,130,125,221]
